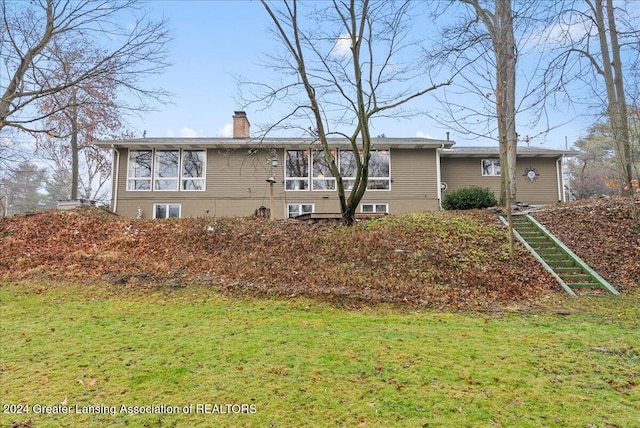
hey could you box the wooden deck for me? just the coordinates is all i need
[293,212,388,221]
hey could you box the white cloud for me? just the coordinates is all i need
[331,34,352,58]
[180,127,199,138]
[217,123,233,138]
[415,131,433,139]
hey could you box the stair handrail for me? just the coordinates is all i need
[500,216,577,296]
[525,215,620,295]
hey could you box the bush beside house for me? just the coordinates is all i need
[442,186,497,210]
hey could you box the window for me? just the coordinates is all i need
[127,150,152,190]
[368,150,391,190]
[287,203,314,218]
[182,150,206,190]
[339,150,358,191]
[126,149,206,192]
[285,150,309,190]
[285,148,391,191]
[339,150,391,191]
[312,150,336,190]
[154,203,181,219]
[482,159,501,176]
[361,203,388,214]
[154,150,179,190]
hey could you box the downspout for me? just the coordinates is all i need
[436,144,444,209]
[111,145,119,213]
[556,157,563,202]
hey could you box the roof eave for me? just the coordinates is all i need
[94,137,456,150]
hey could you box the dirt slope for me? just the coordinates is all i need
[1,198,636,308]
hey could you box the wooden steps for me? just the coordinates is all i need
[504,215,619,296]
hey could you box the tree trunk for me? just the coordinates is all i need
[495,0,517,257]
[594,0,636,217]
[69,89,79,200]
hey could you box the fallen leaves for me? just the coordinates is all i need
[1,201,636,309]
[533,198,640,291]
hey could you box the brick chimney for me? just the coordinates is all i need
[232,111,250,138]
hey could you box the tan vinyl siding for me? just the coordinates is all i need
[441,157,561,205]
[116,147,286,218]
[113,147,441,218]
[516,158,562,204]
[372,149,440,213]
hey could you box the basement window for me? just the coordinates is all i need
[361,203,388,214]
[154,203,181,219]
[287,203,314,218]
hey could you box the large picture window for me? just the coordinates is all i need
[182,150,206,190]
[482,159,501,176]
[284,148,391,192]
[368,150,391,190]
[126,149,206,192]
[339,150,390,191]
[127,150,152,190]
[285,150,309,190]
[154,150,179,191]
[312,150,336,190]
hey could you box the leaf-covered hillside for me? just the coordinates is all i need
[533,198,640,292]
[1,198,636,308]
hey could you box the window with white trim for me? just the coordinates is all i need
[287,203,314,218]
[339,150,357,191]
[127,150,152,190]
[182,150,206,190]
[153,203,181,218]
[339,150,391,190]
[285,150,309,190]
[154,150,180,190]
[361,203,388,214]
[126,149,206,192]
[312,149,336,190]
[482,159,501,176]
[368,150,391,190]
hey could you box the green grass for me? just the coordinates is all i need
[1,281,638,427]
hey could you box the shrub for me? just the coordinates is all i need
[442,186,497,210]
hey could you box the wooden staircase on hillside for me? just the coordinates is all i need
[502,214,619,296]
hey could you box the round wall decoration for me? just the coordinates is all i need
[523,166,539,182]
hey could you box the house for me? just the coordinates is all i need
[95,112,575,219]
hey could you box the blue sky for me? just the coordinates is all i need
[127,0,630,150]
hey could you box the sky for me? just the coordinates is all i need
[123,0,634,150]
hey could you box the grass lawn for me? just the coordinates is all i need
[1,281,638,427]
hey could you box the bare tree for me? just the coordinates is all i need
[542,0,639,216]
[0,0,170,135]
[35,39,133,200]
[427,0,527,256]
[427,0,560,206]
[246,0,451,225]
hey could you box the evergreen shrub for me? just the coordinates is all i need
[442,186,497,210]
